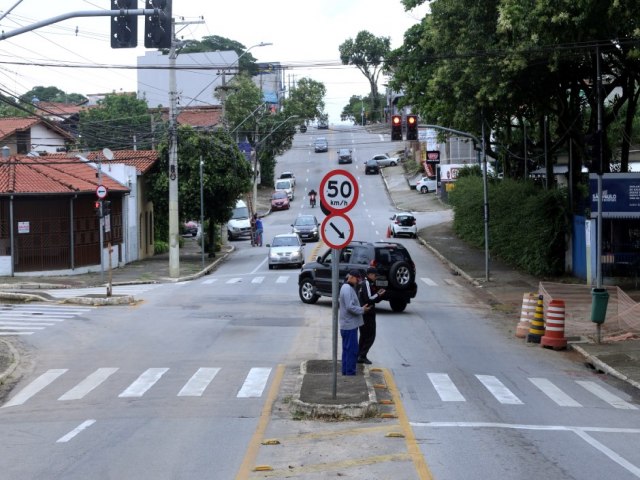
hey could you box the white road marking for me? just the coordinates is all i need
[529,377,582,407]
[56,420,96,443]
[577,381,638,410]
[421,278,438,286]
[2,369,68,408]
[251,276,265,284]
[0,326,45,330]
[0,321,56,326]
[276,276,289,284]
[0,332,33,336]
[226,278,242,284]
[427,373,465,401]
[237,367,272,398]
[178,368,220,397]
[476,374,523,404]
[202,279,217,285]
[58,368,119,401]
[443,279,462,287]
[118,368,169,398]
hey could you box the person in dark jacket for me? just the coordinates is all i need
[357,267,385,364]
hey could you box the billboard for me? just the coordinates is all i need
[589,173,640,218]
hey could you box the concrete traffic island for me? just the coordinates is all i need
[290,359,379,419]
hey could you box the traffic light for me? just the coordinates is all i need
[110,0,138,49]
[144,0,173,49]
[585,130,603,174]
[406,114,418,141]
[391,115,402,141]
[103,201,112,217]
[94,201,103,218]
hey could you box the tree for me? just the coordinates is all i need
[179,35,259,76]
[20,86,87,104]
[339,31,390,123]
[285,78,326,122]
[0,94,33,117]
[146,125,252,252]
[78,93,160,150]
[341,93,385,125]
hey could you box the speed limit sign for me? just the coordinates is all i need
[319,169,359,214]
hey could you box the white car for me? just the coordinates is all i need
[267,233,305,269]
[389,213,417,238]
[275,178,294,200]
[416,176,437,193]
[278,171,295,187]
[371,153,399,167]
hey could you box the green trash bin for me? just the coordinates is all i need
[591,288,609,324]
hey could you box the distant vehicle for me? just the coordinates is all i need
[364,158,380,175]
[299,124,307,133]
[271,191,290,211]
[317,120,329,129]
[291,214,320,242]
[267,233,305,269]
[275,178,294,200]
[337,148,353,164]
[314,137,328,153]
[371,153,399,167]
[415,176,437,193]
[227,199,251,241]
[279,171,296,187]
[183,221,199,237]
[389,213,417,238]
[298,240,418,312]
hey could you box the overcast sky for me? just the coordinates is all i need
[0,0,429,122]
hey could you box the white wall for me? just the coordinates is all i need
[30,124,67,153]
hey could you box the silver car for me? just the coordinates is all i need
[371,153,399,167]
[267,233,305,269]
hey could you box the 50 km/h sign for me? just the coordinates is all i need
[319,169,359,214]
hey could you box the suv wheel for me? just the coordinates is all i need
[389,299,408,312]
[299,277,320,304]
[389,261,414,290]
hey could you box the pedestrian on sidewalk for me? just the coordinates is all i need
[253,213,263,247]
[339,270,371,375]
[357,267,385,364]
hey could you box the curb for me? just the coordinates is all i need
[0,338,19,384]
[571,344,640,391]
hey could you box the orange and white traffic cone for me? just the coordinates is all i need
[541,299,567,350]
[516,292,537,338]
[386,226,391,238]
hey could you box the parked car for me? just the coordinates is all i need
[314,137,328,152]
[389,213,417,238]
[317,120,329,129]
[275,178,294,200]
[278,171,296,187]
[291,214,320,242]
[298,241,418,312]
[227,199,252,241]
[364,158,380,175]
[416,176,437,193]
[267,233,305,269]
[271,191,290,211]
[371,153,399,167]
[338,148,353,164]
[182,220,198,237]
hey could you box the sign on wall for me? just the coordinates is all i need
[589,173,640,218]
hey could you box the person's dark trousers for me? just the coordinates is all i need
[358,313,376,360]
[341,328,359,375]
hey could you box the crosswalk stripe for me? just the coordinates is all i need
[202,279,217,285]
[529,378,582,407]
[476,375,523,405]
[2,369,68,408]
[0,332,33,336]
[251,276,265,284]
[276,276,288,284]
[0,326,45,330]
[428,373,465,401]
[118,368,169,398]
[421,278,438,286]
[576,381,638,410]
[178,368,221,397]
[237,367,272,398]
[0,321,55,326]
[58,368,119,401]
[226,278,242,284]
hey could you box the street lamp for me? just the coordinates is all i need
[253,114,299,208]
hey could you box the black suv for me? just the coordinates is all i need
[337,148,353,164]
[298,241,418,312]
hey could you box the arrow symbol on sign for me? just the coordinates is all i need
[329,221,345,239]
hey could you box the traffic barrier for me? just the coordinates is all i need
[526,294,545,344]
[386,226,392,238]
[541,299,567,350]
[516,292,537,338]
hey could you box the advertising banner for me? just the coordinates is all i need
[589,173,640,218]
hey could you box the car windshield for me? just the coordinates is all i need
[295,217,315,226]
[272,236,299,247]
[280,173,292,178]
[276,181,290,189]
[272,192,287,199]
[231,206,249,219]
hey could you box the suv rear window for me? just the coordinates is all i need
[375,246,411,265]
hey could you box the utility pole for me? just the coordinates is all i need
[168,17,179,278]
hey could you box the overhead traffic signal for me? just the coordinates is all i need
[94,201,103,218]
[144,0,173,49]
[406,115,418,141]
[391,115,402,141]
[110,0,138,48]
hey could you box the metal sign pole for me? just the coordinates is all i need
[331,247,339,399]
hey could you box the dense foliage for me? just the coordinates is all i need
[449,175,569,276]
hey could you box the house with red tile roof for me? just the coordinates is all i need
[0,149,158,275]
[0,117,76,156]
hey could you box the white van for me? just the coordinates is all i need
[275,179,294,200]
[227,200,252,241]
